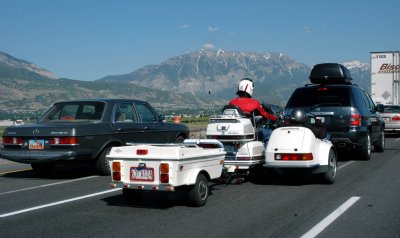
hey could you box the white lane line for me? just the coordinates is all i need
[300,196,361,238]
[0,175,99,196]
[337,161,355,170]
[0,188,121,218]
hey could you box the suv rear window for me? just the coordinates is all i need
[287,86,351,108]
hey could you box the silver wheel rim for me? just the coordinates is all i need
[198,180,208,200]
[330,152,336,177]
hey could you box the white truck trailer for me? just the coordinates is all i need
[371,51,400,105]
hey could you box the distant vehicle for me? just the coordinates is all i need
[370,51,400,105]
[13,119,24,126]
[381,105,400,134]
[284,63,385,160]
[0,99,189,175]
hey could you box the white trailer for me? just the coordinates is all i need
[107,140,226,207]
[371,51,400,105]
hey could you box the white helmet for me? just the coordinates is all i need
[237,78,254,96]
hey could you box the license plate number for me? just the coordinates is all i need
[130,167,154,181]
[29,139,45,150]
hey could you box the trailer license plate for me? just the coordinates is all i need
[130,167,154,181]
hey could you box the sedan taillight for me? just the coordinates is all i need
[50,137,78,145]
[2,136,24,145]
[392,115,400,121]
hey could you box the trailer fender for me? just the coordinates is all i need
[185,169,211,185]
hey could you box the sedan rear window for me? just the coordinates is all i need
[40,102,105,122]
[287,87,351,108]
[384,105,400,113]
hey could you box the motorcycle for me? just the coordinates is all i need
[264,110,337,184]
[206,105,274,182]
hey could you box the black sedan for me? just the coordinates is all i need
[0,99,189,175]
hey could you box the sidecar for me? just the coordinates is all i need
[264,126,337,184]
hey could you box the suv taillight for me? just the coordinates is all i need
[350,108,361,127]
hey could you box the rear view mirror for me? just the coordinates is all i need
[376,104,385,113]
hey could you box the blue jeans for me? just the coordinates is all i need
[259,126,273,144]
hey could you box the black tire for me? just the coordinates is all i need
[31,163,55,176]
[321,149,337,184]
[175,135,185,143]
[188,174,209,207]
[373,129,385,153]
[360,132,371,161]
[95,145,113,175]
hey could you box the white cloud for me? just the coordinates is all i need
[203,43,215,50]
[208,26,219,32]
[180,24,189,29]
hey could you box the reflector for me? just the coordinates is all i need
[136,149,148,155]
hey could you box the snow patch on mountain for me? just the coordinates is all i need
[342,61,370,71]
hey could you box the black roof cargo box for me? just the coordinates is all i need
[309,63,352,84]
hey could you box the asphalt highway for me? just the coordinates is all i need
[1,135,400,238]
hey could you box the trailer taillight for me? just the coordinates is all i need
[50,137,78,145]
[275,153,313,161]
[2,136,24,145]
[112,172,121,181]
[111,162,121,181]
[136,149,148,155]
[160,163,169,183]
[112,161,121,172]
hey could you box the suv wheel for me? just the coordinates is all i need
[360,133,371,160]
[373,128,385,153]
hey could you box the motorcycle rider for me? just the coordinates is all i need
[229,78,278,143]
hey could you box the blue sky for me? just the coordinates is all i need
[1,0,399,81]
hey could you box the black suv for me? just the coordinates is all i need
[284,63,385,160]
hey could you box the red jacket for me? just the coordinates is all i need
[229,97,278,121]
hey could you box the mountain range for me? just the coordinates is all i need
[0,50,371,116]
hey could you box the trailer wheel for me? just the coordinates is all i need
[188,174,208,207]
[321,149,337,184]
